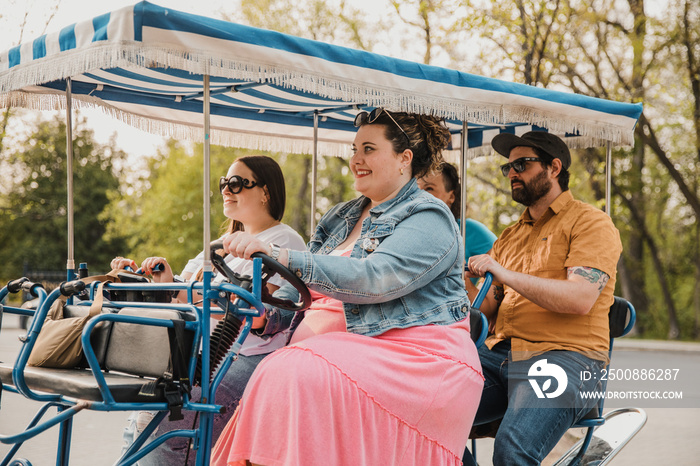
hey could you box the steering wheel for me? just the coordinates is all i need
[209,240,311,312]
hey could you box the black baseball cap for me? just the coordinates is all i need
[491,131,571,170]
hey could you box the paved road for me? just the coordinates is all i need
[1,313,699,465]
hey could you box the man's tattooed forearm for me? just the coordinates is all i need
[569,267,609,292]
[493,284,505,302]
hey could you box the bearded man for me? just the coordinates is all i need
[462,131,623,466]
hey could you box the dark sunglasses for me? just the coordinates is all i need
[354,108,411,144]
[219,175,258,194]
[499,157,542,177]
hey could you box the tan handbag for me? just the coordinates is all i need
[27,280,109,368]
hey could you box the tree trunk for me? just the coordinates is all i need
[682,0,700,164]
[619,0,652,334]
[682,0,700,339]
[623,143,650,334]
[613,181,681,338]
[694,219,700,339]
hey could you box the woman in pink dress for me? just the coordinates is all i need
[212,109,484,466]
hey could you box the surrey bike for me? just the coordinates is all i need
[0,243,310,466]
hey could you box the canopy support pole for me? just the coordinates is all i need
[459,121,468,269]
[65,77,75,278]
[310,111,319,235]
[202,75,212,271]
[199,74,214,466]
[605,141,612,216]
[201,74,212,398]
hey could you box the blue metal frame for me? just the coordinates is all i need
[469,272,492,349]
[0,257,267,466]
[466,272,491,461]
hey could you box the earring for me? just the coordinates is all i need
[400,167,404,175]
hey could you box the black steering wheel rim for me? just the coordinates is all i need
[209,240,311,312]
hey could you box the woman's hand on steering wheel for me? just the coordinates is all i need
[222,232,273,261]
[211,236,310,312]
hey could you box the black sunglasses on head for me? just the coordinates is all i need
[499,157,542,177]
[219,175,258,194]
[354,108,411,144]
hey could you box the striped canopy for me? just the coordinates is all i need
[0,1,642,159]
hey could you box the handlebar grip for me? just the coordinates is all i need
[133,263,165,274]
[60,280,87,296]
[7,277,30,293]
[21,280,44,297]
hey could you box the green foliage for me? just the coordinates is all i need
[0,115,127,280]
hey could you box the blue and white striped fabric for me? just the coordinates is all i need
[0,1,643,157]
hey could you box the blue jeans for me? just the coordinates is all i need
[120,353,266,466]
[463,341,605,466]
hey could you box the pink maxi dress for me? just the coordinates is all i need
[212,253,484,466]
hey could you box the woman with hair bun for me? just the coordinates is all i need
[212,109,484,466]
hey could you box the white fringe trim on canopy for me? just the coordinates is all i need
[0,89,354,158]
[0,41,636,149]
[0,88,619,160]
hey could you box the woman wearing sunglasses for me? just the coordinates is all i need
[112,155,306,465]
[212,109,484,466]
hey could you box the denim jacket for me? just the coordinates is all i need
[268,178,470,338]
